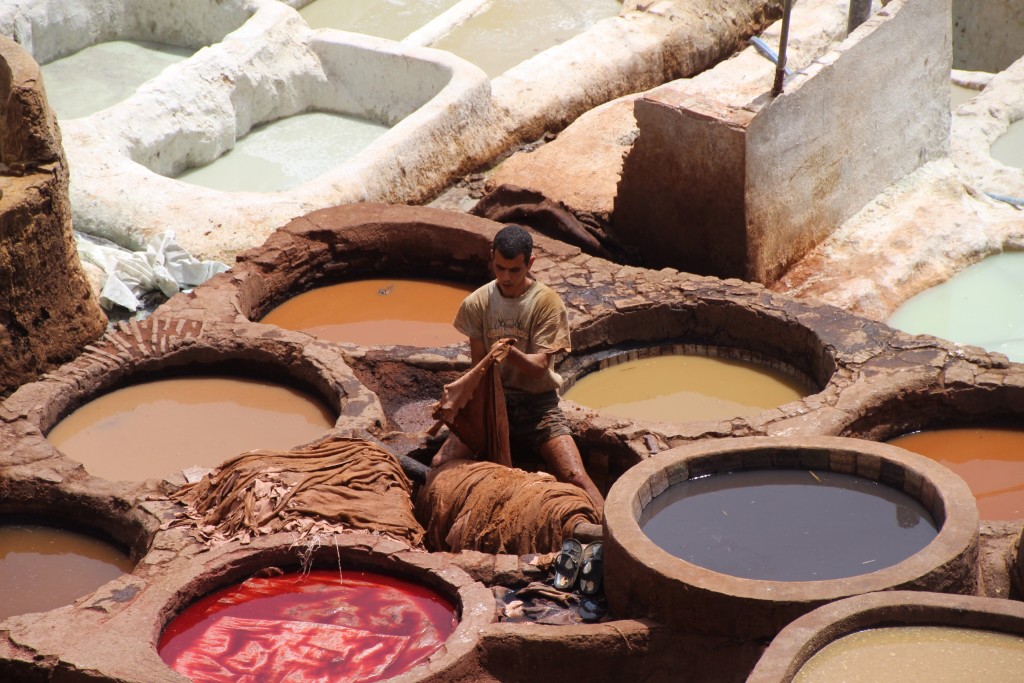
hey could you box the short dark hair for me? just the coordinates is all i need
[492,224,533,262]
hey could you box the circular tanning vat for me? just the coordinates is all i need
[562,344,813,425]
[842,374,1024,522]
[0,533,495,683]
[603,436,980,640]
[0,480,152,622]
[749,591,1024,683]
[159,203,496,346]
[159,568,458,682]
[154,538,493,683]
[2,317,382,484]
[556,297,835,480]
[259,277,474,347]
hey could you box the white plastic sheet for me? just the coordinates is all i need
[75,231,228,311]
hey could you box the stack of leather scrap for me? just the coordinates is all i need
[415,459,599,555]
[169,437,425,548]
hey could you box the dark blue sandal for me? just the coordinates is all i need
[579,541,604,596]
[553,538,584,591]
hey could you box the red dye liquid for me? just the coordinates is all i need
[158,569,457,683]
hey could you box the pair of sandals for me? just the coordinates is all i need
[552,538,603,595]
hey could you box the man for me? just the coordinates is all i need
[431,224,605,512]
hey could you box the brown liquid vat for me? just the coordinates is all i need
[748,591,1024,683]
[555,299,841,477]
[0,532,495,683]
[0,317,384,485]
[839,377,1024,523]
[603,436,980,641]
[155,203,500,354]
[0,480,152,626]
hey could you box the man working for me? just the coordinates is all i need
[431,224,605,513]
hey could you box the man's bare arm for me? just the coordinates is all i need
[503,345,553,378]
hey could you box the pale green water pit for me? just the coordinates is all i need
[431,0,623,78]
[299,0,460,39]
[887,251,1024,362]
[175,111,390,192]
[991,118,1024,169]
[950,83,978,109]
[40,40,194,120]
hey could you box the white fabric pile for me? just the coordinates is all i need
[76,231,228,311]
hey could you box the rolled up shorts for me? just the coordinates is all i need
[504,390,572,449]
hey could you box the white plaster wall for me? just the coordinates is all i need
[59,4,495,262]
[745,0,951,283]
[0,0,257,62]
[0,0,783,265]
[952,56,1024,200]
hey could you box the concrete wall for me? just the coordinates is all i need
[953,0,1024,74]
[746,0,951,283]
[615,0,951,285]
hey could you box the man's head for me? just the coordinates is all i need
[492,224,533,262]
[491,225,535,298]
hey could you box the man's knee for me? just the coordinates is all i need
[431,434,471,468]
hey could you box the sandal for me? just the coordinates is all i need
[578,541,604,596]
[552,538,584,591]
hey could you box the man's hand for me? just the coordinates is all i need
[491,338,516,363]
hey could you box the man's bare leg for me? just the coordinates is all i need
[430,433,473,468]
[539,434,605,514]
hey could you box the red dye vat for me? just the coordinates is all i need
[158,569,457,683]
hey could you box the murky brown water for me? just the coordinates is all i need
[0,523,133,620]
[47,376,335,481]
[794,626,1024,682]
[562,355,809,423]
[888,427,1024,520]
[260,278,473,347]
[640,469,937,581]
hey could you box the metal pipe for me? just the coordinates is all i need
[847,0,873,34]
[749,36,792,75]
[771,0,795,96]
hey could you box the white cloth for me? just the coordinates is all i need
[75,231,228,311]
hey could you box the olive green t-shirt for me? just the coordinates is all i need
[453,279,571,393]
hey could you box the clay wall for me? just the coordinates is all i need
[0,35,105,398]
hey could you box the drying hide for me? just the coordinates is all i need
[416,459,600,555]
[170,437,425,548]
[432,339,512,466]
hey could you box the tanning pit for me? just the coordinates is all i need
[0,479,152,623]
[603,436,980,641]
[749,590,1024,683]
[1,316,384,485]
[0,532,494,683]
